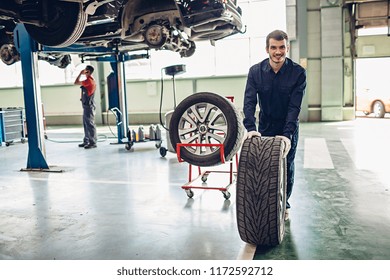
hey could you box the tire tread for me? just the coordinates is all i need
[236,137,286,246]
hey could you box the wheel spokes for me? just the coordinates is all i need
[178,102,228,156]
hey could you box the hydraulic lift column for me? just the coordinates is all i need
[109,54,129,143]
[14,24,49,170]
[104,52,148,144]
[13,25,149,168]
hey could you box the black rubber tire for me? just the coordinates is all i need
[169,92,244,166]
[180,41,196,58]
[236,136,287,246]
[24,2,87,47]
[0,44,20,65]
[373,101,385,118]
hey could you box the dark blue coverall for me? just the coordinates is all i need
[243,57,306,209]
[81,86,97,146]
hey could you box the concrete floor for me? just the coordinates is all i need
[0,118,390,260]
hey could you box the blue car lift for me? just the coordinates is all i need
[14,24,49,171]
[14,24,148,171]
[90,53,148,144]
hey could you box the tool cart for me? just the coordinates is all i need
[0,107,27,146]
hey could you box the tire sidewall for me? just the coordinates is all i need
[25,2,86,47]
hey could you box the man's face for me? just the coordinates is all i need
[266,38,289,64]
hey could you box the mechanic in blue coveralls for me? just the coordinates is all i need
[74,65,97,149]
[243,30,306,221]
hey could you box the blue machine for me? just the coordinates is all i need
[14,24,148,170]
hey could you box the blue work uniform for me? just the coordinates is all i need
[243,57,306,209]
[80,77,97,146]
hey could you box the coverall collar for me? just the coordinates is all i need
[263,57,290,74]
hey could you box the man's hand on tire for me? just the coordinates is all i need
[246,131,261,139]
[276,135,291,158]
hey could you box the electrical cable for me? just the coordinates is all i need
[106,108,118,138]
[159,67,179,131]
[172,74,177,109]
[45,134,108,144]
[159,67,169,131]
[45,107,122,144]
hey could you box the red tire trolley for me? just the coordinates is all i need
[176,142,239,200]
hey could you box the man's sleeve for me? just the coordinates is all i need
[282,69,307,139]
[243,68,258,132]
[81,79,89,88]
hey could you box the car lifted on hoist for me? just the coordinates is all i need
[0,0,243,65]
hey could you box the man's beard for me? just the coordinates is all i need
[270,54,285,64]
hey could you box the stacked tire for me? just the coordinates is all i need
[169,92,244,166]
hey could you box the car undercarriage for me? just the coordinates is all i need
[0,0,243,66]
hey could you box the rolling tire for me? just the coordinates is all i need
[24,2,87,47]
[169,92,244,167]
[373,101,385,118]
[236,137,287,246]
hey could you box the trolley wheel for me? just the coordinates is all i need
[201,174,208,182]
[125,142,133,151]
[159,147,167,157]
[185,189,194,198]
[155,141,162,149]
[223,191,231,200]
[21,138,26,144]
[5,142,10,147]
[236,137,287,246]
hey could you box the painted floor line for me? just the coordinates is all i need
[303,138,334,169]
[236,243,257,260]
[0,175,180,187]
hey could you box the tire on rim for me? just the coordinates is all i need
[236,136,287,246]
[24,1,87,47]
[373,101,385,118]
[169,92,244,166]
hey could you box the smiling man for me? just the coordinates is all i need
[242,30,307,220]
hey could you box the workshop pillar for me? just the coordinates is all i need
[287,0,355,121]
[286,0,309,122]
